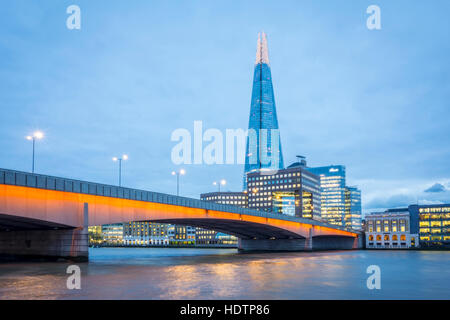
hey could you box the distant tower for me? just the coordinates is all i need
[243,32,284,189]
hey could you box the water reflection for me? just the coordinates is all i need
[0,248,449,299]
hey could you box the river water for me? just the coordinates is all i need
[0,248,449,300]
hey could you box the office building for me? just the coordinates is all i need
[243,32,284,189]
[365,209,419,249]
[123,222,169,246]
[409,204,450,248]
[167,225,196,245]
[200,191,248,207]
[345,186,362,230]
[196,230,238,246]
[197,191,245,246]
[307,165,346,226]
[88,226,102,246]
[246,162,321,219]
[101,224,124,245]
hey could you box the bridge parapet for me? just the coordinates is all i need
[0,168,359,235]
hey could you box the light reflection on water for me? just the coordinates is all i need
[0,248,449,300]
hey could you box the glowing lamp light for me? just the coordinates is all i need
[33,131,44,139]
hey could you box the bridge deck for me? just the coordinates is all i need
[0,168,359,234]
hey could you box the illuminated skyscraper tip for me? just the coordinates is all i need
[243,32,284,189]
[255,31,270,65]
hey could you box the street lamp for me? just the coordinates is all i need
[172,169,185,196]
[26,131,44,173]
[112,154,128,187]
[213,179,227,192]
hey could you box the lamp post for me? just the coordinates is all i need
[112,154,128,187]
[213,179,227,192]
[172,169,185,196]
[26,131,44,173]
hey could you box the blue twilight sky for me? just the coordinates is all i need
[1,1,449,216]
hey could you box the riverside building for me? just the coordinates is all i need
[410,204,450,248]
[365,209,419,249]
[197,191,246,246]
[307,165,362,229]
[200,191,248,207]
[123,222,169,246]
[307,165,346,226]
[345,186,362,230]
[246,161,321,219]
[168,225,196,245]
[368,203,450,249]
[101,224,124,246]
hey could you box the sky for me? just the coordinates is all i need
[0,0,449,216]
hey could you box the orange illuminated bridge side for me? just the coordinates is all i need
[0,169,362,261]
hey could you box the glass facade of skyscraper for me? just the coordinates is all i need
[243,32,284,189]
[345,186,362,230]
[307,166,346,226]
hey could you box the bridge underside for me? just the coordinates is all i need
[0,216,360,261]
[0,213,72,232]
[0,211,361,261]
[0,214,87,262]
[154,219,305,240]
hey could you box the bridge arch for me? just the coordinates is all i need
[0,170,361,260]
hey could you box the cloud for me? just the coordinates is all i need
[418,199,444,205]
[365,194,415,210]
[424,183,447,193]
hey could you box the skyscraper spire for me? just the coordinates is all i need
[243,32,284,189]
[255,32,270,65]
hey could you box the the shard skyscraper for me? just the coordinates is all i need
[243,32,284,189]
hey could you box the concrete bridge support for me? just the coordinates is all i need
[238,238,309,252]
[0,227,88,262]
[0,203,89,262]
[311,236,357,250]
[238,234,362,252]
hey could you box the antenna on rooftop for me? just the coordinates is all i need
[296,155,307,167]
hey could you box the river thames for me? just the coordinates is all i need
[0,248,449,300]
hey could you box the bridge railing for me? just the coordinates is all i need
[0,168,358,234]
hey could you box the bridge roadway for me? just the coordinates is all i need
[0,169,362,261]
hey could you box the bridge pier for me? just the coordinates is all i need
[0,203,89,262]
[311,236,358,250]
[0,227,88,262]
[238,234,363,252]
[238,238,309,252]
